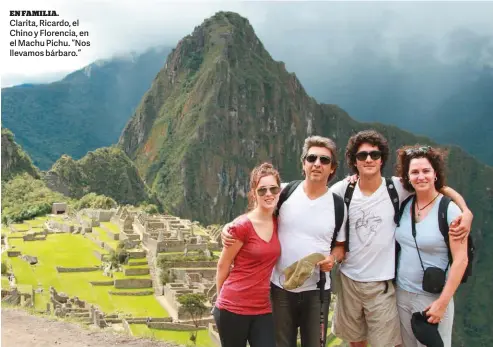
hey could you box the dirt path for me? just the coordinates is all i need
[1,308,182,347]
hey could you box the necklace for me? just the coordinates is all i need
[416,193,440,218]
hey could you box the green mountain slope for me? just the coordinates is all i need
[1,46,172,170]
[1,128,40,181]
[44,147,150,206]
[119,12,493,346]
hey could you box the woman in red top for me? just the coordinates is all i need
[213,162,282,347]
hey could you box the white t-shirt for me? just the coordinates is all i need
[396,196,461,294]
[271,182,347,292]
[329,176,411,282]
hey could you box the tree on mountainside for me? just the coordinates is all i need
[177,293,208,345]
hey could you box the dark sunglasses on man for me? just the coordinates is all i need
[305,154,332,165]
[257,186,281,196]
[355,150,382,161]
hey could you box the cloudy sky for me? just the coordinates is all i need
[2,0,492,87]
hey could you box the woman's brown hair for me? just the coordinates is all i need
[247,162,281,211]
[395,145,448,192]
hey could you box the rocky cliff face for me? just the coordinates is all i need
[119,12,493,346]
[44,147,150,205]
[1,128,40,181]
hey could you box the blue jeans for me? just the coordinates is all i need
[270,283,331,347]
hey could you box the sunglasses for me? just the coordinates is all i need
[257,186,281,196]
[405,146,431,156]
[305,154,332,165]
[355,150,382,161]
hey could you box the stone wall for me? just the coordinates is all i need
[92,250,107,261]
[123,267,150,276]
[120,232,140,241]
[108,290,153,296]
[144,237,167,256]
[126,317,172,323]
[159,261,217,268]
[147,322,207,331]
[90,280,114,286]
[56,266,100,273]
[50,221,74,233]
[162,243,207,253]
[113,279,152,289]
[172,268,216,281]
[23,233,47,241]
[128,250,146,259]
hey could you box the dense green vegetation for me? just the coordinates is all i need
[119,12,493,346]
[45,147,150,206]
[1,174,70,224]
[1,128,40,181]
[1,46,172,169]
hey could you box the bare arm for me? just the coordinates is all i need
[216,241,243,296]
[440,186,473,240]
[331,243,346,263]
[318,243,346,272]
[425,234,468,324]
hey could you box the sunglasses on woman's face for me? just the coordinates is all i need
[305,154,332,165]
[355,150,382,161]
[257,186,281,196]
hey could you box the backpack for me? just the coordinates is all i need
[396,195,475,283]
[274,180,345,251]
[343,177,401,251]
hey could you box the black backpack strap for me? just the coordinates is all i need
[342,182,356,252]
[397,195,414,226]
[385,177,401,226]
[343,181,356,209]
[438,196,453,265]
[331,193,345,251]
[394,194,413,281]
[274,180,302,217]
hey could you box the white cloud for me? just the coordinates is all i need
[1,0,492,87]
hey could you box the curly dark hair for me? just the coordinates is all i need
[247,162,281,211]
[346,130,389,174]
[395,145,448,192]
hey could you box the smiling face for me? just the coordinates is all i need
[354,143,383,178]
[302,146,335,184]
[254,175,281,210]
[408,157,437,193]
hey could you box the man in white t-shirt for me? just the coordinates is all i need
[222,135,348,347]
[329,130,473,347]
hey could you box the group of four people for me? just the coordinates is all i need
[213,130,472,347]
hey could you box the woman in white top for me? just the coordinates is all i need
[394,145,469,347]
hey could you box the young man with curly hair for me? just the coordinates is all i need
[329,130,473,347]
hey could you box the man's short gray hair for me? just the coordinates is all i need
[300,135,339,183]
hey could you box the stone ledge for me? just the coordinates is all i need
[123,267,150,276]
[56,266,100,273]
[89,281,114,286]
[108,290,154,296]
[114,278,152,289]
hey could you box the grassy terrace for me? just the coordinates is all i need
[92,227,119,250]
[100,222,120,233]
[1,230,166,317]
